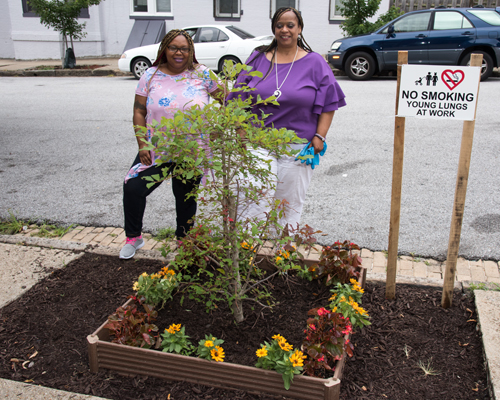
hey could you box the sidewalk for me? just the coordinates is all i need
[8,224,500,288]
[0,57,130,77]
[0,227,499,399]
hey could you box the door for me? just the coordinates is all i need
[426,11,476,65]
[380,11,432,67]
[193,27,230,69]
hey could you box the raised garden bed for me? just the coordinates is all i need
[87,261,366,400]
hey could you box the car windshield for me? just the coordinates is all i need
[226,26,255,39]
[467,9,500,26]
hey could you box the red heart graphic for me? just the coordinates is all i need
[441,70,465,90]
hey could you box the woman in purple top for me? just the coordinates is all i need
[231,7,346,231]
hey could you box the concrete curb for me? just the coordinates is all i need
[0,69,131,78]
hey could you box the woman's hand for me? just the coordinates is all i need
[310,136,325,154]
[139,149,152,166]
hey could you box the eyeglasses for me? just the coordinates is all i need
[167,46,190,54]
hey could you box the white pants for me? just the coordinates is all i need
[237,144,314,231]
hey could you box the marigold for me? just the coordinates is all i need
[256,347,268,358]
[166,323,181,334]
[204,340,214,348]
[211,346,225,362]
[289,350,306,367]
[279,341,293,352]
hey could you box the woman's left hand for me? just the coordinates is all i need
[309,136,325,154]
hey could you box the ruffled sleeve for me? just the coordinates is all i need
[312,55,346,115]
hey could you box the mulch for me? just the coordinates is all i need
[0,252,490,399]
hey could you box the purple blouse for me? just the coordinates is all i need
[228,51,346,142]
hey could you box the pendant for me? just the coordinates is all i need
[273,89,282,100]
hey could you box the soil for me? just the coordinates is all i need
[0,252,490,400]
[31,64,107,70]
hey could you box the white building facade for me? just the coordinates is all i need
[0,0,389,60]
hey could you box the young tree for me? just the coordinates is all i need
[339,0,403,37]
[28,0,103,64]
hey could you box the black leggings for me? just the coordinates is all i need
[123,154,201,239]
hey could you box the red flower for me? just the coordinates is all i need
[317,355,325,362]
[317,307,330,316]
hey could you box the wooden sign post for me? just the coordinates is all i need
[442,54,483,308]
[386,51,408,300]
[385,51,482,304]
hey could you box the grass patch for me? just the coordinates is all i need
[153,227,176,241]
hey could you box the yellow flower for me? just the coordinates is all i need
[204,340,214,348]
[151,273,161,279]
[256,347,268,358]
[279,341,293,352]
[241,242,251,250]
[289,350,306,367]
[275,256,283,262]
[132,281,139,291]
[272,334,284,342]
[329,294,337,301]
[166,323,181,334]
[332,306,338,312]
[211,346,225,362]
[141,272,148,277]
[350,278,359,286]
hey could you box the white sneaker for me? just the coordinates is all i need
[119,237,145,259]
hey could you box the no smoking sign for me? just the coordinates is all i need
[397,65,481,120]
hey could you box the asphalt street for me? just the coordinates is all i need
[0,75,499,260]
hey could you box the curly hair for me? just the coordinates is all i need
[248,7,313,83]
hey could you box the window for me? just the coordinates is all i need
[382,12,431,33]
[23,0,90,18]
[226,26,255,39]
[131,0,172,16]
[214,0,240,18]
[270,0,298,17]
[433,11,473,30]
[329,0,343,20]
[198,27,229,43]
[467,9,500,26]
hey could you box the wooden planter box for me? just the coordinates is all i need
[87,266,366,400]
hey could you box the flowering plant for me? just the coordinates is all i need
[196,334,225,362]
[302,307,354,377]
[329,279,370,331]
[160,323,195,356]
[255,334,306,390]
[132,266,178,309]
[309,240,362,285]
[104,300,158,349]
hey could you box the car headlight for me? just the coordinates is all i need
[330,42,342,52]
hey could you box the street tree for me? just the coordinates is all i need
[28,0,103,65]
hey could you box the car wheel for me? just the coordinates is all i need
[131,57,151,80]
[345,52,376,81]
[218,56,240,73]
[460,51,493,81]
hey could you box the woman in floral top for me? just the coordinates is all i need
[120,29,221,259]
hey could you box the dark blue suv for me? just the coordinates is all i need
[327,7,500,81]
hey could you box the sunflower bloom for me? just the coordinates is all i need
[289,350,306,367]
[211,346,225,362]
[204,340,214,348]
[256,347,268,358]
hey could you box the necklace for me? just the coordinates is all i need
[274,46,299,100]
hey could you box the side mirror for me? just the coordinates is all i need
[388,25,395,34]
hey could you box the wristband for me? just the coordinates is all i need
[314,133,325,142]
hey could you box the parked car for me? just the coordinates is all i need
[327,6,500,81]
[119,25,273,79]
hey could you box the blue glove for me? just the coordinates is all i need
[295,142,327,170]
